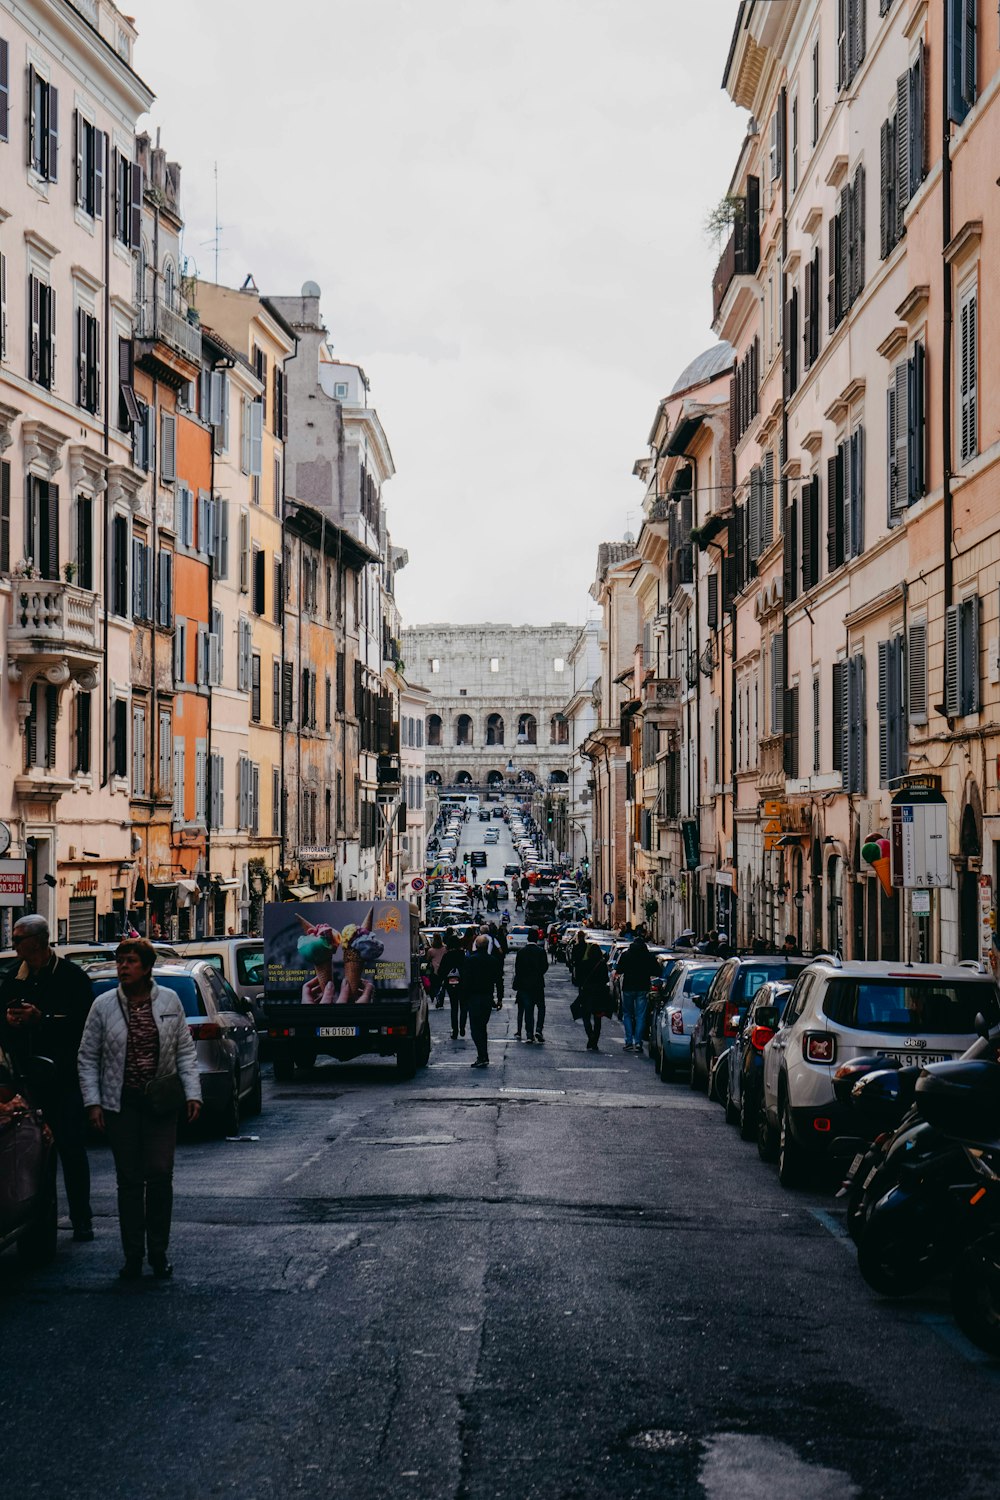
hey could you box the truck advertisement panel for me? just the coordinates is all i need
[264,902,412,1006]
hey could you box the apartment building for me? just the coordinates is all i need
[0,0,152,942]
[561,619,600,878]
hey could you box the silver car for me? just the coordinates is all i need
[87,959,261,1135]
[652,960,723,1080]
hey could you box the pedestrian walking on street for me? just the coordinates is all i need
[426,933,449,1008]
[512,928,548,1042]
[77,939,201,1280]
[0,914,96,1242]
[438,938,467,1038]
[465,936,498,1068]
[576,942,613,1051]
[617,925,660,1053]
[569,929,588,984]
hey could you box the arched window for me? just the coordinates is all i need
[455,770,472,785]
[163,259,177,310]
[517,713,537,745]
[425,769,442,786]
[486,769,504,787]
[548,769,568,784]
[456,714,473,747]
[427,714,442,747]
[550,713,569,745]
[486,713,504,746]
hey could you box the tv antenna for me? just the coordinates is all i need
[200,161,223,282]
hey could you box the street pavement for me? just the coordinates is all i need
[5,823,1000,1497]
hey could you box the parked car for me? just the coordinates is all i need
[690,956,811,1095]
[0,1044,57,1269]
[0,940,181,984]
[503,863,521,876]
[724,979,793,1137]
[87,959,262,1136]
[651,959,723,1079]
[174,937,265,1033]
[759,958,1000,1186]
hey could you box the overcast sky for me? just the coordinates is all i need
[134,2,746,629]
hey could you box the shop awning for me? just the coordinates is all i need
[211,878,240,890]
[286,884,319,901]
[176,878,201,905]
[150,880,178,890]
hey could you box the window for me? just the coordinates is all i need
[730,337,759,447]
[131,400,152,472]
[252,545,266,615]
[157,707,171,796]
[212,496,229,579]
[947,0,977,124]
[877,636,906,785]
[250,653,261,722]
[958,282,978,466]
[27,65,58,181]
[887,342,927,522]
[336,651,346,713]
[554,658,565,672]
[325,673,332,731]
[111,513,129,615]
[783,683,800,778]
[0,39,9,144]
[174,618,187,684]
[490,657,499,672]
[113,147,141,248]
[25,476,59,579]
[334,381,349,398]
[0,250,7,364]
[24,682,59,771]
[747,453,776,561]
[272,658,281,725]
[880,45,926,260]
[118,336,140,431]
[75,308,100,412]
[427,713,442,747]
[803,247,821,369]
[273,365,286,440]
[829,165,865,330]
[131,700,147,795]
[241,396,262,476]
[75,494,93,589]
[173,737,186,819]
[811,37,820,146]
[431,658,440,673]
[945,595,980,717]
[784,284,799,397]
[272,766,281,836]
[237,757,259,833]
[790,93,799,193]
[211,370,230,454]
[907,619,928,725]
[834,654,867,792]
[75,690,92,775]
[239,510,250,592]
[812,673,821,772]
[160,411,176,484]
[155,548,173,627]
[827,427,865,569]
[73,111,105,217]
[770,634,785,736]
[237,617,252,694]
[837,0,866,92]
[209,753,225,830]
[112,697,128,780]
[28,274,55,388]
[769,104,783,185]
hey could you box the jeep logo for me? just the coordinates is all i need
[904,1038,927,1049]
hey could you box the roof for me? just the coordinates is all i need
[669,342,735,397]
[595,541,637,578]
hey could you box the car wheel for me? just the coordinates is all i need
[757,1100,779,1163]
[245,1064,263,1117]
[725,1076,740,1127]
[739,1079,757,1141]
[657,1047,672,1083]
[16,1164,58,1268]
[217,1069,241,1137]
[778,1098,808,1188]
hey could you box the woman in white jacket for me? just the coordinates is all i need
[78,938,201,1281]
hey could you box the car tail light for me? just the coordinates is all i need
[804,1032,836,1063]
[813,1117,832,1132]
[670,1011,684,1035]
[189,1021,222,1040]
[749,1025,774,1052]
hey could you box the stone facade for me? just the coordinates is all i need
[402,623,580,793]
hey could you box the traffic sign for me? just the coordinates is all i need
[410,877,425,892]
[385,882,397,897]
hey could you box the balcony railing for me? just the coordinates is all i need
[9,579,100,655]
[136,298,202,367]
[643,676,682,731]
[711,194,760,324]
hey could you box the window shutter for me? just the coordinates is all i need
[783,496,798,603]
[748,467,761,560]
[771,634,785,735]
[944,604,960,716]
[827,453,841,571]
[878,640,891,785]
[253,546,266,615]
[896,71,910,238]
[215,497,229,578]
[908,620,928,725]
[77,690,92,775]
[961,596,980,716]
[880,117,893,260]
[833,660,845,778]
[0,460,9,572]
[837,0,847,88]
[959,290,977,464]
[893,360,909,518]
[249,400,263,476]
[762,449,775,548]
[0,39,8,144]
[910,341,926,501]
[47,84,58,182]
[827,216,838,332]
[45,683,58,769]
[174,622,184,683]
[282,662,294,723]
[160,412,176,483]
[962,0,977,111]
[800,478,813,590]
[706,572,719,631]
[239,510,250,592]
[129,158,142,249]
[251,653,261,721]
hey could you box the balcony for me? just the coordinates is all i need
[643,677,682,731]
[7,579,101,680]
[758,733,785,793]
[711,194,760,325]
[135,299,202,387]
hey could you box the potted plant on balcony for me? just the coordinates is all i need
[63,561,77,583]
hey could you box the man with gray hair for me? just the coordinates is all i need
[0,914,96,1240]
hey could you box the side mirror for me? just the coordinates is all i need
[756,1006,780,1031]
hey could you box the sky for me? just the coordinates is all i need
[133,1,747,629]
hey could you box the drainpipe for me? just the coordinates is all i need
[941,6,953,618]
[101,128,112,788]
[278,332,299,893]
[675,455,700,932]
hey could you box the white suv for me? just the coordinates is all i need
[759,958,1000,1187]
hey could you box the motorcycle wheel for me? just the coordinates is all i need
[857,1214,942,1298]
[951,1234,1000,1355]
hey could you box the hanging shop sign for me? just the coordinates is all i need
[890,783,950,889]
[0,860,27,906]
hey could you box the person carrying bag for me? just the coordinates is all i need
[78,939,201,1281]
[576,944,614,1052]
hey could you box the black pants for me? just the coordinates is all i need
[519,992,545,1038]
[105,1091,178,1261]
[583,1010,603,1045]
[45,1085,93,1231]
[449,986,469,1036]
[468,996,493,1063]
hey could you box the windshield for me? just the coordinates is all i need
[684,967,719,998]
[91,974,207,1018]
[237,947,264,985]
[822,978,1000,1034]
[734,962,806,1003]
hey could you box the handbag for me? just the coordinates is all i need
[144,1072,186,1117]
[570,995,584,1020]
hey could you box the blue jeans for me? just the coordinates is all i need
[622,990,648,1048]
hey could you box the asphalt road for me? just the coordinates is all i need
[4,826,1000,1499]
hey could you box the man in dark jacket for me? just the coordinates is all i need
[438,934,467,1039]
[464,936,499,1067]
[0,915,95,1239]
[617,926,660,1053]
[512,929,549,1043]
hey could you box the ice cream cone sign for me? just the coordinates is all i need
[862,836,893,898]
